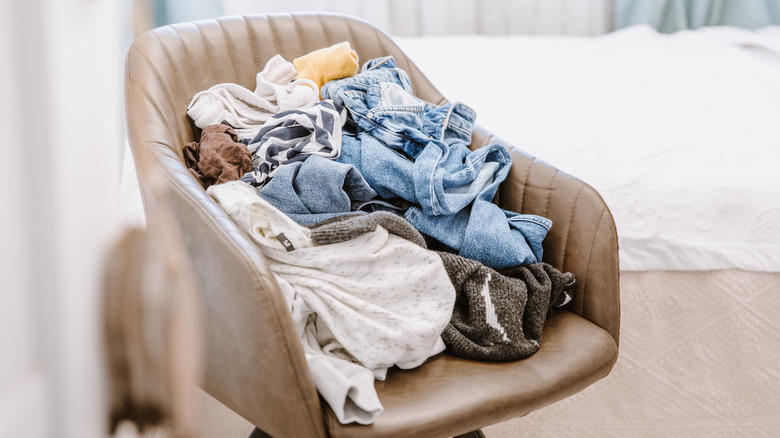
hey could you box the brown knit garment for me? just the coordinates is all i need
[183,124,253,189]
[441,256,575,361]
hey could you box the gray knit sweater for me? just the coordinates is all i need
[308,212,574,361]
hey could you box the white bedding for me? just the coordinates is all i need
[395,25,780,272]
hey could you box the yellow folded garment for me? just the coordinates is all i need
[293,41,359,94]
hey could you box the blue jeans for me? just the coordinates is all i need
[322,57,551,269]
[258,155,379,226]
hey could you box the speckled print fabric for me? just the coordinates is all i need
[308,211,575,361]
[207,181,455,425]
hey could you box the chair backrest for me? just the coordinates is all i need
[126,13,447,161]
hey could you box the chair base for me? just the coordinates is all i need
[248,427,485,438]
[454,430,487,438]
[248,427,273,438]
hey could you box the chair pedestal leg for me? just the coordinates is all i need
[248,427,273,438]
[247,426,486,437]
[454,430,486,438]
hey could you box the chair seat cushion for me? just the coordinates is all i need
[326,310,618,438]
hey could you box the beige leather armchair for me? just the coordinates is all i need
[124,12,620,438]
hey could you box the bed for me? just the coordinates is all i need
[392,24,780,436]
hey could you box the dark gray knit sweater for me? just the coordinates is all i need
[308,212,574,361]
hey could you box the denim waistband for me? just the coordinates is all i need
[322,56,477,159]
[322,56,478,141]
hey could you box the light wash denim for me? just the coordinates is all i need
[321,57,551,269]
[258,155,379,226]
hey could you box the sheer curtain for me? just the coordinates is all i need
[151,0,223,26]
[221,0,612,35]
[148,0,612,35]
[615,0,780,32]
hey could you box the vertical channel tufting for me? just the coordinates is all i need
[242,15,261,75]
[316,14,333,47]
[246,15,269,66]
[172,26,202,93]
[215,18,242,84]
[517,157,535,214]
[260,16,283,68]
[150,32,186,147]
[541,169,559,218]
[290,14,307,57]
[343,16,359,61]
[607,210,621,342]
[140,36,186,153]
[580,207,607,317]
[194,21,219,89]
[219,16,262,89]
[133,82,175,150]
[559,184,585,274]
[152,31,186,106]
[372,25,388,62]
[293,14,322,52]
[267,16,282,64]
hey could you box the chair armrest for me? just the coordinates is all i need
[137,146,328,438]
[125,30,329,433]
[471,126,620,345]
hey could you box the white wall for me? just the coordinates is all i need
[0,0,125,436]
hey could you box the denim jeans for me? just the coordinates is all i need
[258,155,379,226]
[322,57,551,269]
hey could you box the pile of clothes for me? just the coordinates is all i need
[185,41,575,425]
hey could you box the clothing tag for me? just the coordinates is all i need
[275,233,295,251]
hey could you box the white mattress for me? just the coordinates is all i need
[395,25,780,272]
